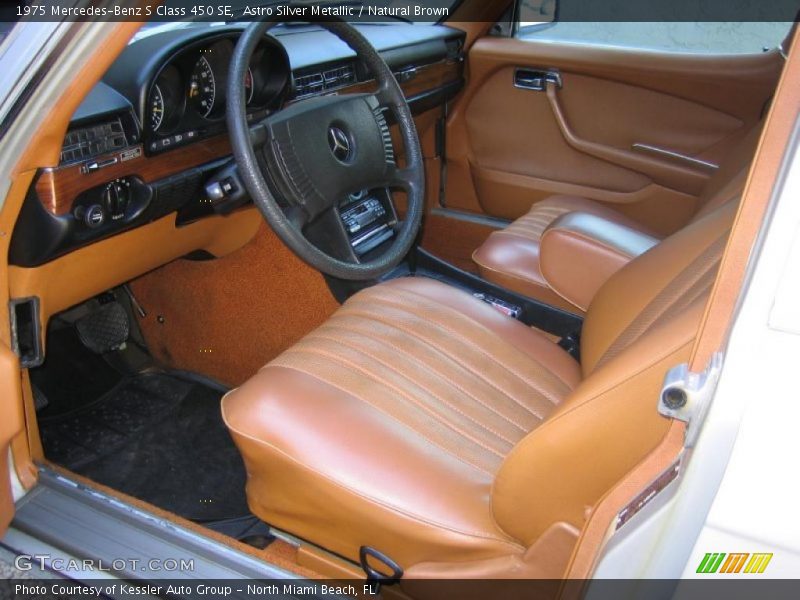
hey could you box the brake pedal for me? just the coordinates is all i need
[75,301,130,354]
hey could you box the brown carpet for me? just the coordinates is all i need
[420,212,499,274]
[129,225,340,387]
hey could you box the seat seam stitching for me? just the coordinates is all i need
[360,292,569,407]
[261,362,496,476]
[361,290,570,405]
[281,345,507,461]
[306,330,521,448]
[341,303,555,412]
[318,321,530,434]
[339,305,550,418]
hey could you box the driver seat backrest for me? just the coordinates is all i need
[491,200,736,546]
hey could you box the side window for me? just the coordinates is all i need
[517,0,557,31]
[515,1,792,55]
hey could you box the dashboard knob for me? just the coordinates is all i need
[85,204,105,229]
[102,186,115,214]
[103,181,129,217]
[115,181,129,214]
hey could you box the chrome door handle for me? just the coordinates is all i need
[514,68,562,91]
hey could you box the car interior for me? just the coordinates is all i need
[0,1,795,593]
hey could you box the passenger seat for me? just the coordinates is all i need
[472,126,761,312]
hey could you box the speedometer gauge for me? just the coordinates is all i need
[150,84,165,131]
[188,56,216,117]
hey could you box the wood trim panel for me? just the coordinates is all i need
[35,58,463,217]
[36,135,232,216]
[334,58,462,97]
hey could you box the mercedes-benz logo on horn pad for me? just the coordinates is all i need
[328,126,352,163]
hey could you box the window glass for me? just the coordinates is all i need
[515,2,792,55]
[519,22,792,55]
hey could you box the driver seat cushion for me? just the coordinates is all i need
[222,276,582,567]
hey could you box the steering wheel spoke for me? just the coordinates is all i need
[249,121,268,149]
[386,164,416,192]
[282,204,309,231]
[372,81,397,108]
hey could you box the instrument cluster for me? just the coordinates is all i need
[145,35,290,151]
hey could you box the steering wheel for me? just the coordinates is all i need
[227,18,425,280]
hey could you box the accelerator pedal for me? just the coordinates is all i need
[75,301,130,354]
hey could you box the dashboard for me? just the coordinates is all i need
[141,36,290,153]
[10,23,466,268]
[103,28,293,155]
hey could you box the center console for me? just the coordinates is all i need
[339,188,397,256]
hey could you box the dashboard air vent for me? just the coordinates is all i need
[295,63,357,99]
[60,117,130,165]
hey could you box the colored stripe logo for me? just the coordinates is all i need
[696,552,773,574]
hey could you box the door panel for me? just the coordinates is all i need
[445,36,783,234]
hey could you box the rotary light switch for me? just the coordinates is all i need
[103,179,130,219]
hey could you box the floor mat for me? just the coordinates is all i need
[39,372,250,522]
[33,325,123,419]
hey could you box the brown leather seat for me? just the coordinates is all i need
[222,201,736,579]
[472,126,759,311]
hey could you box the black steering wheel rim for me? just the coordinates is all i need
[227,18,425,280]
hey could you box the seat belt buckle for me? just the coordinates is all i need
[359,546,403,594]
[473,293,522,319]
